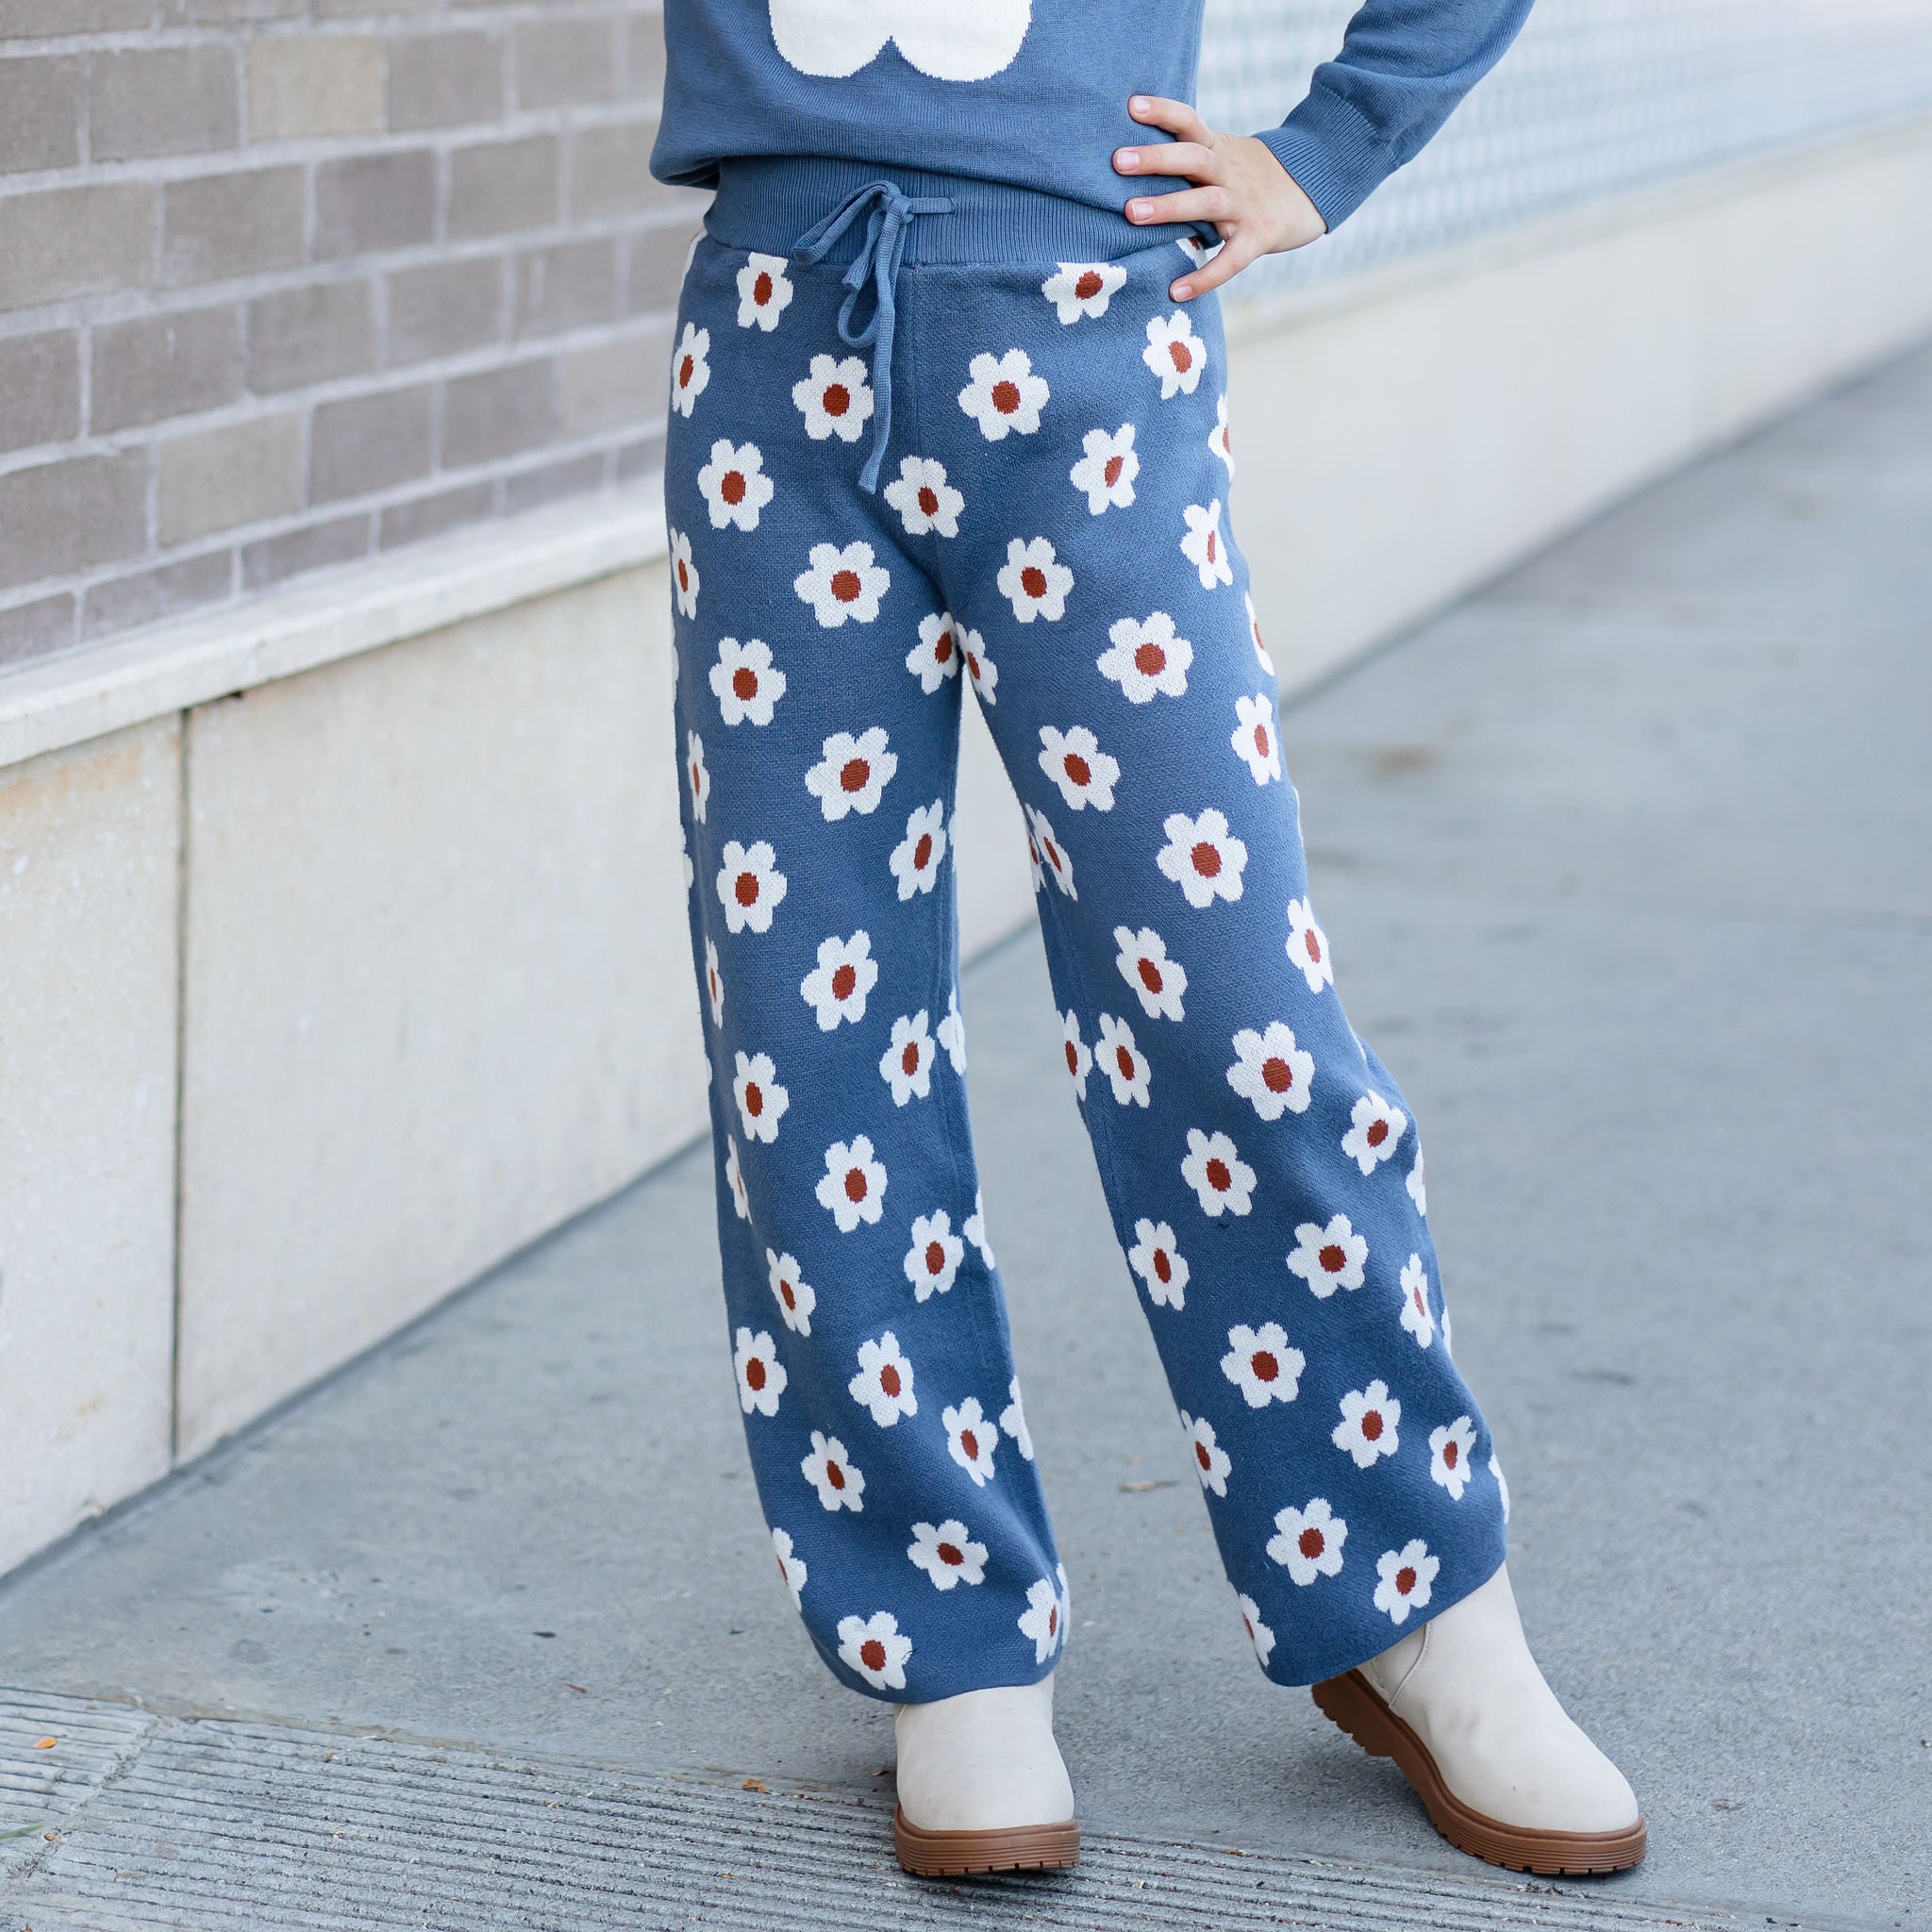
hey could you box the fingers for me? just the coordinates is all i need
[1172,239,1252,302]
[1114,139,1222,184]
[1128,94,1212,144]
[1125,185,1230,228]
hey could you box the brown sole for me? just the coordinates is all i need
[892,1805,1081,1878]
[1311,1669,1647,1876]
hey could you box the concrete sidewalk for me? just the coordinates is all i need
[0,344,1927,1932]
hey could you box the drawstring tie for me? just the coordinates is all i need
[791,181,953,494]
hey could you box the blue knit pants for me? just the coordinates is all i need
[666,175,1507,1704]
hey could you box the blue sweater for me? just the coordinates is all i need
[650,0,1534,234]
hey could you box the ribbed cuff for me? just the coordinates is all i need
[1256,86,1398,232]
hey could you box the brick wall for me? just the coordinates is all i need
[0,2,699,669]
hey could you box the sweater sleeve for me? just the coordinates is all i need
[1255,0,1535,230]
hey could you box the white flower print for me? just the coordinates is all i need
[1113,924,1187,1023]
[903,1209,965,1301]
[670,526,699,617]
[1491,1452,1510,1522]
[1019,1576,1065,1663]
[1342,1091,1409,1175]
[767,1248,815,1337]
[772,1525,807,1607]
[889,801,948,900]
[997,536,1074,624]
[696,438,774,531]
[1095,1012,1152,1108]
[1041,260,1126,323]
[685,729,709,823]
[802,1429,864,1512]
[1180,1410,1231,1497]
[848,1330,917,1426]
[733,1326,786,1417]
[704,938,724,1026]
[716,839,788,935]
[1227,1022,1315,1122]
[1398,1254,1435,1347]
[1060,1008,1092,1100]
[960,625,997,706]
[1286,896,1334,993]
[1246,591,1274,675]
[1237,1592,1275,1669]
[964,1189,994,1269]
[736,251,793,330]
[883,457,963,538]
[1098,611,1192,703]
[1288,1213,1368,1298]
[670,322,710,416]
[794,539,890,626]
[1208,393,1235,475]
[1221,1321,1305,1407]
[1027,824,1044,891]
[724,1136,750,1221]
[817,1134,888,1232]
[1231,694,1282,785]
[1267,1497,1348,1586]
[710,637,786,726]
[1158,808,1247,908]
[1127,1218,1188,1309]
[999,1375,1032,1458]
[1143,310,1208,398]
[837,1609,909,1689]
[1374,1540,1440,1625]
[1183,1127,1257,1218]
[909,1518,988,1590]
[1333,1379,1401,1469]
[732,1049,789,1144]
[958,347,1049,439]
[800,930,876,1030]
[1407,1153,1427,1218]
[1026,805,1076,899]
[1177,235,1222,270]
[682,824,694,893]
[906,610,962,692]
[805,725,897,821]
[1069,424,1139,514]
[1430,1416,1477,1499]
[1038,724,1118,811]
[938,987,967,1074]
[1181,499,1234,591]
[944,1397,997,1487]
[792,352,875,442]
[879,1009,936,1106]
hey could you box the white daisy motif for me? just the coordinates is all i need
[1334,1380,1401,1469]
[889,801,948,900]
[1060,1009,1092,1100]
[1208,394,1234,475]
[805,726,897,820]
[1177,235,1222,270]
[959,625,997,707]
[681,824,694,893]
[1231,694,1282,785]
[1286,897,1334,993]
[1180,1410,1231,1497]
[1407,1154,1428,1218]
[909,1519,988,1590]
[938,988,967,1074]
[670,322,710,416]
[794,539,890,626]
[1038,724,1118,810]
[685,729,709,823]
[1245,591,1274,675]
[1267,1497,1348,1586]
[772,1525,807,1607]
[906,610,962,692]
[767,1248,815,1337]
[733,1326,786,1417]
[1000,1375,1032,1457]
[837,1609,910,1689]
[1342,1091,1409,1175]
[944,1398,998,1487]
[1041,260,1126,323]
[1287,1212,1368,1297]
[1374,1540,1440,1625]
[1221,1321,1305,1407]
[1227,1022,1314,1122]
[1069,424,1138,514]
[1143,311,1207,398]
[800,930,876,1030]
[1027,824,1044,891]
[1430,1416,1477,1499]
[1019,1576,1064,1662]
[958,347,1048,439]
[1095,1012,1152,1108]
[1127,1218,1188,1309]
[732,1049,789,1143]
[879,1009,936,1106]
[964,1189,994,1269]
[817,1135,887,1232]
[1183,1127,1257,1217]
[1491,1452,1510,1522]
[792,352,875,442]
[1237,1592,1275,1669]
[848,1330,917,1426]
[724,1136,750,1220]
[710,637,786,725]
[1158,808,1247,908]
[1181,499,1234,590]
[1098,611,1192,703]
[716,840,788,935]
[883,457,963,538]
[696,438,774,531]
[903,1209,965,1301]
[997,537,1074,624]
[1113,925,1186,1023]
[670,525,699,617]
[1027,806,1075,898]
[704,938,724,1026]
[802,1430,864,1512]
[736,251,793,330]
[1398,1254,1435,1347]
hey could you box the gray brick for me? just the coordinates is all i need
[558,322,669,437]
[515,237,618,338]
[386,256,504,365]
[614,428,665,483]
[308,383,433,502]
[628,7,667,103]
[567,122,675,221]
[92,45,241,162]
[0,451,147,591]
[0,591,76,668]
[379,480,492,550]
[387,29,503,132]
[0,181,152,309]
[163,166,305,287]
[626,215,701,318]
[248,35,383,141]
[241,510,371,590]
[92,305,242,434]
[158,413,302,544]
[247,278,375,392]
[0,1,150,36]
[314,149,436,260]
[512,16,621,109]
[0,330,81,454]
[81,550,234,641]
[447,136,557,242]
[441,358,553,469]
[505,450,606,515]
[0,55,82,175]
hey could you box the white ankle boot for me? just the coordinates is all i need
[891,1674,1079,1877]
[1313,1564,1645,1874]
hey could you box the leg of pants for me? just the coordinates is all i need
[665,216,1507,1703]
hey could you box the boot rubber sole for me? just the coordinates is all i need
[1311,1668,1647,1876]
[892,1806,1080,1878]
